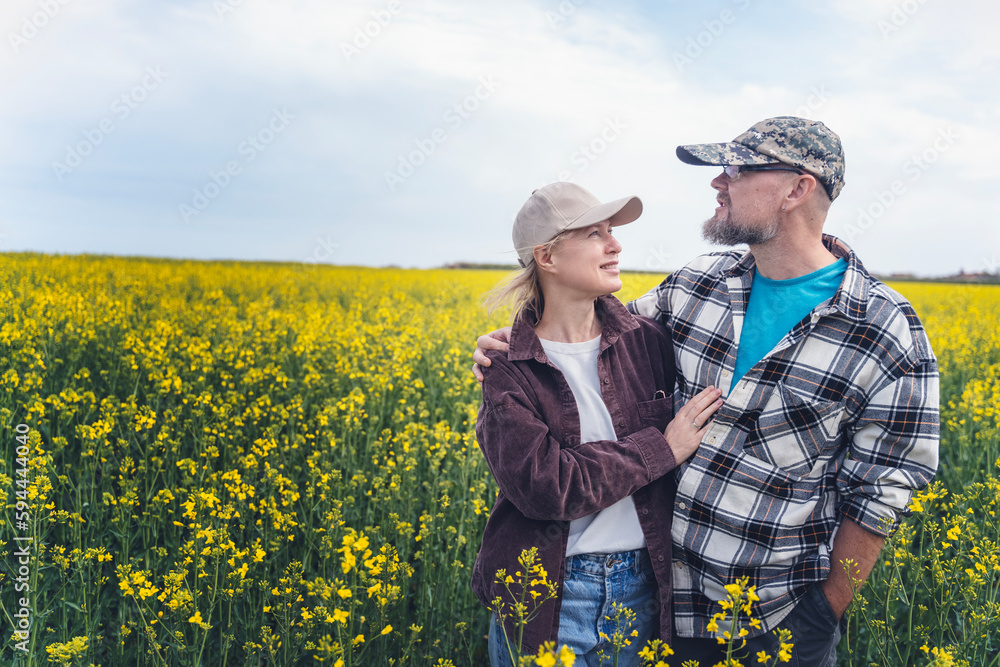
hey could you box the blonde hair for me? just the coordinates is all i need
[481,234,567,324]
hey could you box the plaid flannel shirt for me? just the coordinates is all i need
[628,234,939,638]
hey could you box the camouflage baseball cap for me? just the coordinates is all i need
[676,116,845,200]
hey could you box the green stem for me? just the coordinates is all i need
[221,597,233,667]
[195,553,220,667]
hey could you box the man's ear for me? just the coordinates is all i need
[784,174,819,210]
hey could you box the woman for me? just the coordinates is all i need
[471,182,722,666]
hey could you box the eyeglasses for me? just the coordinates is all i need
[723,164,805,180]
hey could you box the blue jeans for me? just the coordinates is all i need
[489,549,657,667]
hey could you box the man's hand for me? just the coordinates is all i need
[821,518,886,619]
[663,386,722,464]
[472,327,512,382]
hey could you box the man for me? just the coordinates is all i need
[474,117,939,666]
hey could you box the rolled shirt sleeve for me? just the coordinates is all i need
[838,357,940,536]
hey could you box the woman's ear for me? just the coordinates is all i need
[533,245,556,274]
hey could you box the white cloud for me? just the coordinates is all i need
[0,0,995,274]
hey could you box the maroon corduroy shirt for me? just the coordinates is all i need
[472,295,680,653]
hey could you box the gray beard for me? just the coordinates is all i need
[702,213,779,246]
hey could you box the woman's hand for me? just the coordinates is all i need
[664,386,723,464]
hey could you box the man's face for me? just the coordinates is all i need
[702,167,794,246]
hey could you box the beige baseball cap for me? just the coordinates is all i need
[513,182,643,267]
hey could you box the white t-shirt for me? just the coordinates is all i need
[539,335,646,557]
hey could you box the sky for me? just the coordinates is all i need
[1,0,998,276]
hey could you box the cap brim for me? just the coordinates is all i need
[563,195,643,232]
[676,142,775,167]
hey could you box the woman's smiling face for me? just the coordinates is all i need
[545,220,624,297]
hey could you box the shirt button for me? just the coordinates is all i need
[618,420,625,427]
[674,561,684,569]
[708,436,717,444]
[678,502,687,510]
[657,554,665,562]
[603,378,609,385]
[641,508,649,515]
[721,370,731,378]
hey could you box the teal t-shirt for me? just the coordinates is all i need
[732,259,847,384]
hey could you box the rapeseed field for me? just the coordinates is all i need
[0,254,996,666]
